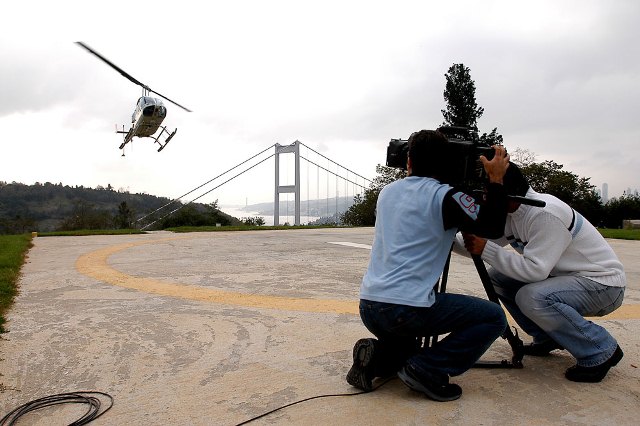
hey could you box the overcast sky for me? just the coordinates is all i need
[1,0,638,209]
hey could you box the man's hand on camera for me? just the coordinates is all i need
[481,145,509,184]
[462,232,487,255]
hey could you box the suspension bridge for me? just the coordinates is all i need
[136,141,373,229]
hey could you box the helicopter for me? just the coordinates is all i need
[76,41,192,155]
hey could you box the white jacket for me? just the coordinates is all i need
[477,189,625,287]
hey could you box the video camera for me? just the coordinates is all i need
[386,126,496,190]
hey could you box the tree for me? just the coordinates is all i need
[371,165,407,191]
[0,214,35,234]
[114,201,134,229]
[479,128,504,146]
[519,160,603,225]
[603,194,640,229]
[58,200,112,231]
[341,190,378,226]
[242,217,266,226]
[509,148,537,168]
[341,165,405,226]
[441,63,503,144]
[160,205,205,228]
[159,202,236,228]
[441,64,484,128]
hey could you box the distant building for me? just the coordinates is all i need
[602,183,609,204]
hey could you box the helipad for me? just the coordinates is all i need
[1,229,638,425]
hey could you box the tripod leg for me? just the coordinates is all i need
[472,255,524,368]
[424,248,453,348]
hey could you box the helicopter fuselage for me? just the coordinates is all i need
[117,96,177,153]
[131,96,167,138]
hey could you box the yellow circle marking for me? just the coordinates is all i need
[75,236,639,319]
[75,237,359,315]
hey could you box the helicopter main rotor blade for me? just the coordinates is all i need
[76,42,148,90]
[147,88,193,112]
[76,41,192,112]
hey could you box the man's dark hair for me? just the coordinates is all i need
[407,130,449,178]
[503,162,530,196]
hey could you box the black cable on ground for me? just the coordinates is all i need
[1,379,390,425]
[0,391,113,426]
[234,377,394,426]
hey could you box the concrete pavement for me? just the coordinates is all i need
[1,228,638,425]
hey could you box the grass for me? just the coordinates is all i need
[0,234,33,332]
[38,229,146,237]
[598,228,640,240]
[165,224,344,233]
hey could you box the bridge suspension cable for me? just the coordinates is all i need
[299,142,371,186]
[136,144,277,226]
[138,140,373,229]
[137,145,276,229]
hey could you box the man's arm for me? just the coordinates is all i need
[442,145,510,237]
[465,212,572,282]
[442,184,507,237]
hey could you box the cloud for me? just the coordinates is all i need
[1,1,638,202]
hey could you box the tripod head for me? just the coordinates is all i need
[508,195,546,208]
[471,190,547,209]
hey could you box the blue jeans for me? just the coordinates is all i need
[359,294,507,380]
[489,269,624,367]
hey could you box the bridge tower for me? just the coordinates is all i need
[274,141,301,225]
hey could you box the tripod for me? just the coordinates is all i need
[429,248,524,368]
[426,194,546,367]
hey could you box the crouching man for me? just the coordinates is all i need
[346,130,510,401]
[462,163,625,383]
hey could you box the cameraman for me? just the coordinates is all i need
[461,164,625,383]
[346,129,510,401]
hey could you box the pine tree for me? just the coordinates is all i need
[115,201,134,229]
[441,63,503,144]
[441,64,484,128]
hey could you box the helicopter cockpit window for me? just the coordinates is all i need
[143,105,155,117]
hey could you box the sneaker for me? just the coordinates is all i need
[522,339,564,356]
[397,365,462,402]
[346,338,376,392]
[565,345,624,383]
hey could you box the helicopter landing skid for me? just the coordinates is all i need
[155,126,177,152]
[116,125,133,151]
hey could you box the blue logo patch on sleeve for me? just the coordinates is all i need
[452,192,479,220]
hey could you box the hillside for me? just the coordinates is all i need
[239,195,356,218]
[0,181,240,233]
